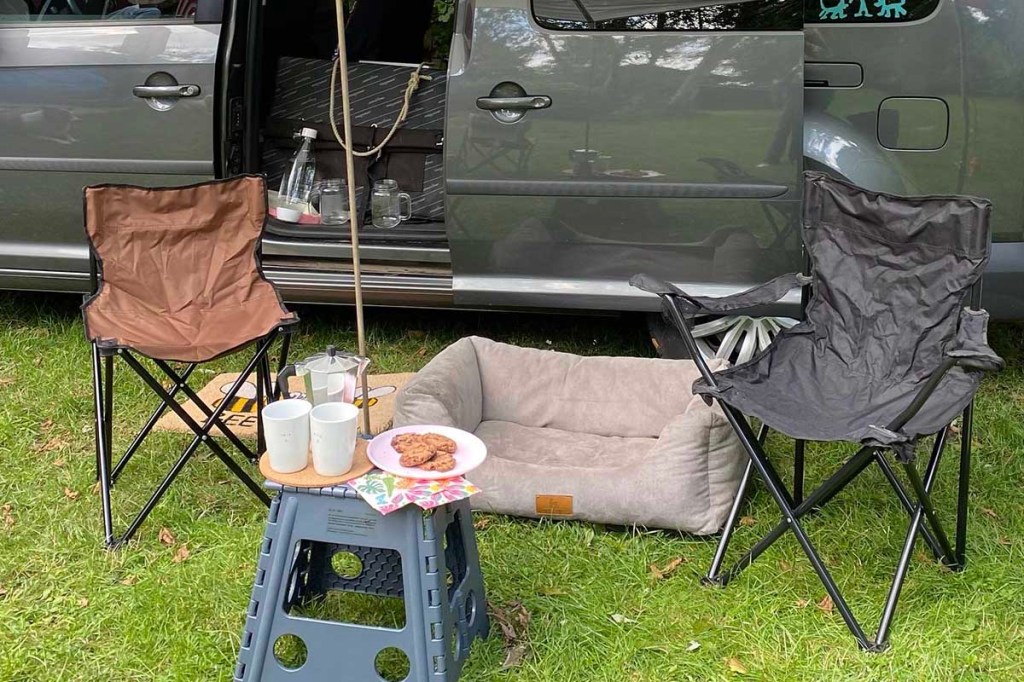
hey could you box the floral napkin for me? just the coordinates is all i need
[348,471,481,515]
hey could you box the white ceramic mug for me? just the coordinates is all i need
[309,402,360,477]
[261,399,312,473]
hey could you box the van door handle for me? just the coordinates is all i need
[476,95,551,111]
[133,84,202,99]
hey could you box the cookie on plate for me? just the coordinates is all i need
[391,433,420,453]
[399,443,437,468]
[419,452,456,472]
[421,433,457,454]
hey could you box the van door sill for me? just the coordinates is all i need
[262,237,450,265]
[264,258,453,307]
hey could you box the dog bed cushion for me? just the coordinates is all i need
[393,336,746,535]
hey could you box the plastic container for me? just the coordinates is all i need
[277,127,318,221]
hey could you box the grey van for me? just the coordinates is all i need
[1,0,1021,319]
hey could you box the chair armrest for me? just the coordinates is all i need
[886,309,1003,437]
[946,308,1004,372]
[393,338,484,432]
[630,272,811,315]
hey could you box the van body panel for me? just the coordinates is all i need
[0,21,219,277]
[445,1,805,308]
[805,0,1024,244]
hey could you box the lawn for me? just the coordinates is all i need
[1,292,1022,681]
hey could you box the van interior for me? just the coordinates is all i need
[253,0,451,250]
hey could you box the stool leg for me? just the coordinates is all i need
[456,503,490,641]
[236,494,296,682]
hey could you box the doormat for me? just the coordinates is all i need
[154,372,415,438]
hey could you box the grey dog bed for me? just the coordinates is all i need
[392,337,746,535]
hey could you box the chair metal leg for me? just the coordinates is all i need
[900,457,956,566]
[260,352,274,402]
[705,423,767,585]
[717,445,875,587]
[705,459,753,585]
[114,345,273,545]
[721,405,873,649]
[714,407,967,649]
[111,363,198,482]
[98,329,283,547]
[256,354,266,456]
[793,439,805,505]
[117,432,202,546]
[91,345,115,548]
[874,448,945,561]
[274,330,292,401]
[956,403,974,570]
[103,354,113,475]
[152,360,258,463]
[875,427,948,646]
[124,351,271,499]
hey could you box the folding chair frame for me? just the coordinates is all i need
[86,255,295,550]
[656,272,982,652]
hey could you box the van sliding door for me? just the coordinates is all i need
[445,0,804,310]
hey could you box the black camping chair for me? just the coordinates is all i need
[632,171,1004,651]
[84,176,298,549]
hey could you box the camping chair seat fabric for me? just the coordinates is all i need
[83,176,296,363]
[691,173,998,451]
[693,328,984,449]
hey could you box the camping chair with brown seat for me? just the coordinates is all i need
[83,175,298,549]
[632,172,1004,650]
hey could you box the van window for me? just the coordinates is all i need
[0,0,196,21]
[807,0,941,24]
[532,0,802,31]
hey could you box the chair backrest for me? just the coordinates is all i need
[802,171,992,382]
[83,175,293,362]
[84,175,269,310]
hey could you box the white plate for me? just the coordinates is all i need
[367,425,487,480]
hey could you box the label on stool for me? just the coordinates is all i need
[536,495,573,517]
[326,507,377,537]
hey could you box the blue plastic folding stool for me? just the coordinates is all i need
[235,482,488,681]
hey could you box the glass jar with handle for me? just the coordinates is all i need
[371,179,412,229]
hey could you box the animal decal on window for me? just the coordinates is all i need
[819,0,849,20]
[818,0,908,20]
[874,0,908,18]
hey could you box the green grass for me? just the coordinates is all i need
[1,292,1022,681]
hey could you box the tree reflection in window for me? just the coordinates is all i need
[534,0,802,31]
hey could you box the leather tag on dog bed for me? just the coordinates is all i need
[536,495,573,517]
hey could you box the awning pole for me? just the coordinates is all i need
[334,0,372,436]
